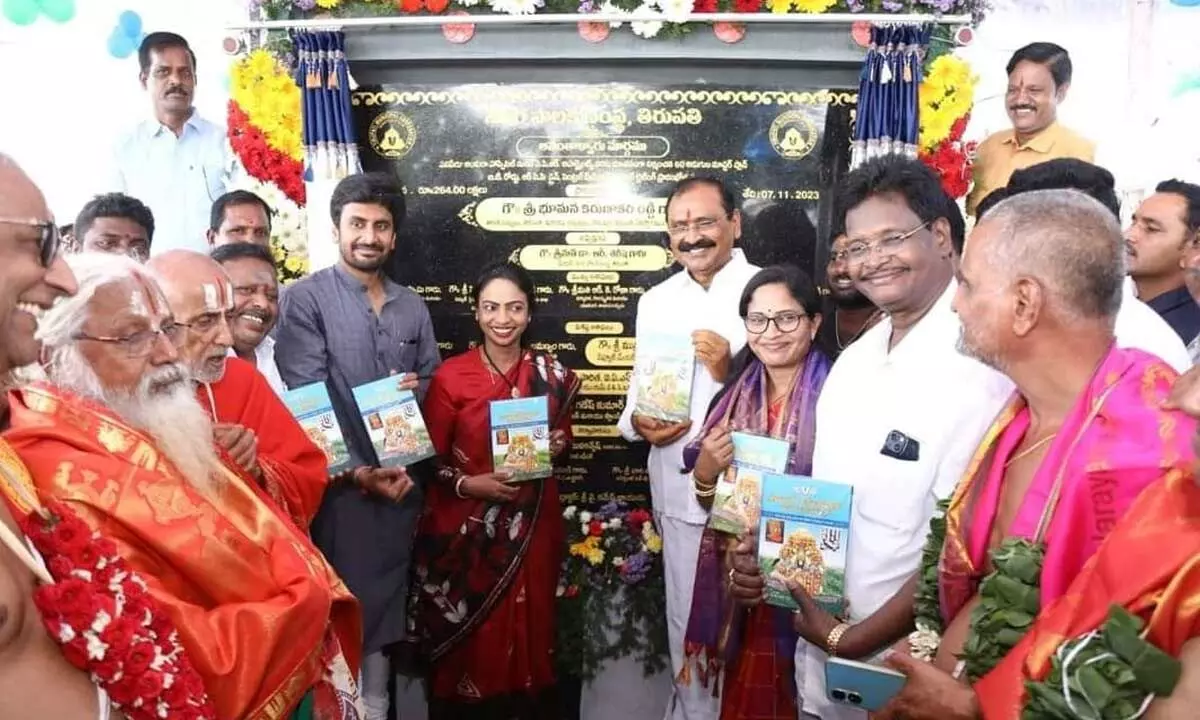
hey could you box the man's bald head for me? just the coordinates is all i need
[970,188,1124,321]
[146,250,235,384]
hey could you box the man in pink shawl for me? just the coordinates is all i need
[874,189,1197,718]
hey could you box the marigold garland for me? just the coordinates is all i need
[230,50,304,162]
[917,54,977,200]
[228,103,307,207]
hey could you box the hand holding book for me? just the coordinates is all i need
[631,414,692,447]
[353,466,415,503]
[692,329,732,383]
[458,471,518,503]
[694,425,734,485]
[727,535,766,606]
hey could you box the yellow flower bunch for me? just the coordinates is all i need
[570,535,606,566]
[230,50,303,161]
[766,0,835,12]
[919,54,977,152]
[642,524,663,554]
[315,0,342,8]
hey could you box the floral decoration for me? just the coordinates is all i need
[917,53,977,200]
[226,48,311,284]
[555,501,669,681]
[258,0,989,39]
[20,500,216,720]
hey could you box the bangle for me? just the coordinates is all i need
[454,474,469,499]
[692,474,718,498]
[825,622,851,657]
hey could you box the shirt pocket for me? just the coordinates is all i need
[392,336,421,371]
[853,450,935,536]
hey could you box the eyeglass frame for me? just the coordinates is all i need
[0,216,62,267]
[666,213,731,239]
[744,311,808,335]
[74,322,185,358]
[831,220,933,265]
[175,309,235,336]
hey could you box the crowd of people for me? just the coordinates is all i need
[0,27,1198,720]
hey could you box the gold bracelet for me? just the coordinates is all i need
[825,622,851,657]
[692,474,718,498]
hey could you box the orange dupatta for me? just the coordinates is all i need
[974,470,1200,718]
[3,383,362,720]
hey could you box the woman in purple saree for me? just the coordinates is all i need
[680,264,833,719]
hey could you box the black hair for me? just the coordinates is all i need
[728,264,831,375]
[138,31,196,74]
[210,190,273,232]
[975,187,1010,219]
[665,176,737,218]
[1006,159,1120,219]
[74,193,155,243]
[330,171,407,228]
[1006,42,1072,88]
[211,241,277,269]
[835,155,965,253]
[1154,179,1200,234]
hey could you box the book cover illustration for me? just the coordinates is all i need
[351,377,436,468]
[757,473,853,615]
[282,381,351,476]
[489,395,552,482]
[709,432,791,535]
[632,336,695,423]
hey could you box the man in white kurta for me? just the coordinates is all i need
[618,177,760,720]
[794,157,1014,719]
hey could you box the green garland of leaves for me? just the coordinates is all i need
[912,497,949,635]
[1023,606,1183,719]
[554,569,670,681]
[960,538,1044,681]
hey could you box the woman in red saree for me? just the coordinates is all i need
[410,262,580,719]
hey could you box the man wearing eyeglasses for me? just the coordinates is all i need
[616,175,759,720]
[108,32,232,255]
[725,157,1016,720]
[4,250,366,718]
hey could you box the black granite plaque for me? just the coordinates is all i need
[351,83,853,508]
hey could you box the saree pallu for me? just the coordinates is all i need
[679,351,831,720]
[974,470,1200,718]
[410,349,579,714]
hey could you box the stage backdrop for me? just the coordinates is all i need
[352,83,853,509]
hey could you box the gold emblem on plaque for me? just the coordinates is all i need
[368,111,417,159]
[768,111,818,160]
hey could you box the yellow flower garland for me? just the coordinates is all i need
[918,54,977,152]
[230,50,304,161]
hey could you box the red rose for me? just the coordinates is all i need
[135,669,166,699]
[47,555,74,580]
[93,654,122,683]
[425,0,450,12]
[49,517,91,556]
[94,536,119,558]
[107,676,139,706]
[693,0,718,11]
[69,542,101,569]
[124,640,156,677]
[164,677,193,707]
[588,520,604,537]
[61,637,89,669]
[732,0,761,11]
[180,669,208,697]
[398,0,423,12]
[123,592,154,624]
[564,585,579,598]
[101,616,137,655]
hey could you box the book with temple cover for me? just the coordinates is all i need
[632,335,695,423]
[351,377,436,468]
[489,395,552,482]
[282,381,352,476]
[708,432,791,536]
[757,472,853,615]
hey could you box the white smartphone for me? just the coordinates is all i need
[824,657,908,711]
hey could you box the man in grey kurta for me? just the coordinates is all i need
[275,172,440,720]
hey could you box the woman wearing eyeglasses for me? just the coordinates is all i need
[678,264,833,720]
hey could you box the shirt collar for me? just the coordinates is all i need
[1001,121,1064,154]
[225,334,275,362]
[143,111,203,139]
[676,248,750,293]
[333,263,404,302]
[1147,285,1195,314]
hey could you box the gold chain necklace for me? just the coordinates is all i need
[1004,432,1058,469]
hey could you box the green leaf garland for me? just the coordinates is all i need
[960,537,1044,682]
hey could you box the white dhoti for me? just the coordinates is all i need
[658,514,719,720]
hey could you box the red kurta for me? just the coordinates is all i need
[413,349,577,707]
[199,357,328,528]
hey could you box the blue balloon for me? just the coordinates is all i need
[118,10,141,38]
[107,27,134,59]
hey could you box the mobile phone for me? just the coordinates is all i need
[824,657,907,711]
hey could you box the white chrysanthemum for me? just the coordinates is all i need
[630,3,664,38]
[490,0,543,14]
[598,1,628,27]
[657,0,693,23]
[563,505,578,519]
[579,511,592,524]
[612,556,625,567]
[458,0,483,6]
[607,517,622,529]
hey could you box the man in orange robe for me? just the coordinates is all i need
[4,251,363,719]
[145,250,329,528]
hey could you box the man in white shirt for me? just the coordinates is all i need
[617,176,759,720]
[109,32,231,256]
[211,242,286,396]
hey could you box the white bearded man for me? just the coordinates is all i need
[4,252,365,719]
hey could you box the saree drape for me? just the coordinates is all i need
[850,24,932,169]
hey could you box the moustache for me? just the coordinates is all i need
[1009,104,1036,113]
[165,86,188,97]
[1124,241,1137,257]
[237,307,272,322]
[145,364,186,393]
[678,238,717,253]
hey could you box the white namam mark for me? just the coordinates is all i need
[202,283,219,311]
